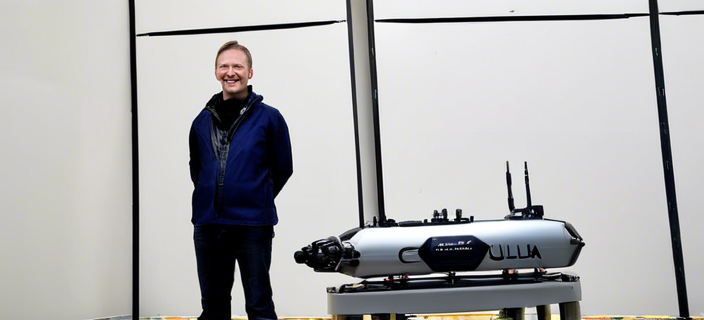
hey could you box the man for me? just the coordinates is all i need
[189,40,293,320]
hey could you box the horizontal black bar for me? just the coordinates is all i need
[376,13,650,24]
[661,10,704,16]
[137,20,345,37]
[376,10,704,24]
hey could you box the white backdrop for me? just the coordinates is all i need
[136,23,359,316]
[135,0,346,34]
[373,0,648,19]
[373,17,680,315]
[660,0,704,12]
[0,1,132,319]
[660,14,704,316]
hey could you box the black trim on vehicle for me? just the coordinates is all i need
[339,227,363,241]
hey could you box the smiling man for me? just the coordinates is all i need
[189,40,293,320]
[216,45,253,100]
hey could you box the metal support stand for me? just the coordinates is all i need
[559,301,581,320]
[536,305,551,320]
[501,307,525,320]
[328,277,581,320]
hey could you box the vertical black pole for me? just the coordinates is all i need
[346,0,366,228]
[365,0,387,223]
[647,1,690,318]
[128,0,140,318]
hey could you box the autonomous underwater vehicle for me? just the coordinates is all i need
[294,162,585,292]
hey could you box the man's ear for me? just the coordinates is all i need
[248,68,254,79]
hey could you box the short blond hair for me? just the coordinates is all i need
[215,40,252,69]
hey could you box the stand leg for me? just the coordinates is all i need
[370,314,407,320]
[500,307,525,320]
[536,305,551,320]
[371,314,388,320]
[559,301,581,320]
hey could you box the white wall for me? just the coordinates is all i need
[373,0,648,18]
[660,0,704,12]
[136,0,346,33]
[0,1,132,320]
[660,14,704,317]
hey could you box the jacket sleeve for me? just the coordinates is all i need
[269,110,293,198]
[189,123,200,187]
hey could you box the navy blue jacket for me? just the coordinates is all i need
[189,88,293,226]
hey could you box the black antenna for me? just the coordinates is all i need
[524,161,532,208]
[506,161,515,212]
[505,161,544,220]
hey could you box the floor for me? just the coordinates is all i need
[126,315,700,320]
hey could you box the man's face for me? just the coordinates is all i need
[215,49,253,100]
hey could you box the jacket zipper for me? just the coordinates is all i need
[209,97,259,218]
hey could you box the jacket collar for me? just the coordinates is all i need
[205,85,263,118]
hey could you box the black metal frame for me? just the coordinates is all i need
[377,13,648,24]
[127,0,139,318]
[647,1,690,318]
[136,20,343,37]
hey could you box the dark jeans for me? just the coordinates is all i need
[194,225,277,320]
